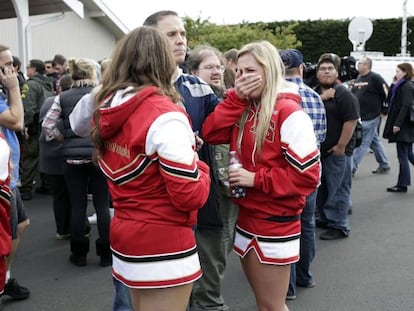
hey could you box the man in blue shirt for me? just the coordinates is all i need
[0,44,30,303]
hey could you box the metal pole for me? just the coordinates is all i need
[401,0,408,56]
[12,0,30,70]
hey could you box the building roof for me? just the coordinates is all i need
[0,0,128,40]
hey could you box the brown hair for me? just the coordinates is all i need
[223,65,236,89]
[224,48,238,63]
[52,54,67,66]
[0,45,10,53]
[143,10,179,26]
[317,53,341,71]
[91,26,181,155]
[186,45,224,73]
[397,62,414,79]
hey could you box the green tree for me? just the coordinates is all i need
[184,16,301,52]
[184,16,414,65]
[292,19,352,63]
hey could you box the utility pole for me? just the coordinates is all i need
[401,0,410,56]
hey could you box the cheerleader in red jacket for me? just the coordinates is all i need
[91,27,210,311]
[202,41,320,311]
[0,133,12,295]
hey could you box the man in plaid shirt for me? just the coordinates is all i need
[281,49,327,300]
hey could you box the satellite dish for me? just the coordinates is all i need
[348,17,373,51]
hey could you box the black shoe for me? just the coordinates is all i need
[319,228,348,240]
[35,186,51,195]
[315,219,328,229]
[372,167,390,174]
[99,255,112,267]
[20,192,32,201]
[348,207,353,215]
[96,239,112,267]
[3,278,30,300]
[69,254,87,266]
[386,185,407,193]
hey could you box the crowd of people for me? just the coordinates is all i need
[0,8,413,311]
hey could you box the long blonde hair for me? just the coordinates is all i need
[236,41,284,161]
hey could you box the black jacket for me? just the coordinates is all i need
[21,74,54,135]
[383,79,414,143]
[60,86,95,160]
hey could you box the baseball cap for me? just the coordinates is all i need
[280,49,303,69]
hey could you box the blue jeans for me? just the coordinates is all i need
[113,277,133,311]
[352,116,390,173]
[396,142,414,186]
[288,190,317,297]
[317,154,351,234]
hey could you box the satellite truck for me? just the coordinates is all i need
[349,11,414,85]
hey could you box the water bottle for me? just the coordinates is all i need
[229,151,247,198]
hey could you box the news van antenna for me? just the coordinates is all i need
[348,17,373,52]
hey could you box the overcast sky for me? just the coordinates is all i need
[103,0,413,30]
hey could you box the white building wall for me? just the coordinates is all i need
[0,11,118,64]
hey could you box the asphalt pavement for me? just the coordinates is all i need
[2,123,414,311]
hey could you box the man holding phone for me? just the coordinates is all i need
[0,44,30,304]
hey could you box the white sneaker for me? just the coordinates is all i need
[56,233,70,240]
[88,213,97,224]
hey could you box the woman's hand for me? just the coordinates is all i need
[194,134,203,151]
[234,73,262,99]
[194,151,200,162]
[393,126,400,134]
[229,167,255,187]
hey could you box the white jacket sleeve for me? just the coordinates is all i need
[69,93,94,137]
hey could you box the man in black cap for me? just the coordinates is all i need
[314,53,359,240]
[281,49,326,300]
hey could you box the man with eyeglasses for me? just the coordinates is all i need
[314,53,360,240]
[351,57,390,176]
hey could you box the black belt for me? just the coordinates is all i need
[264,215,300,223]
